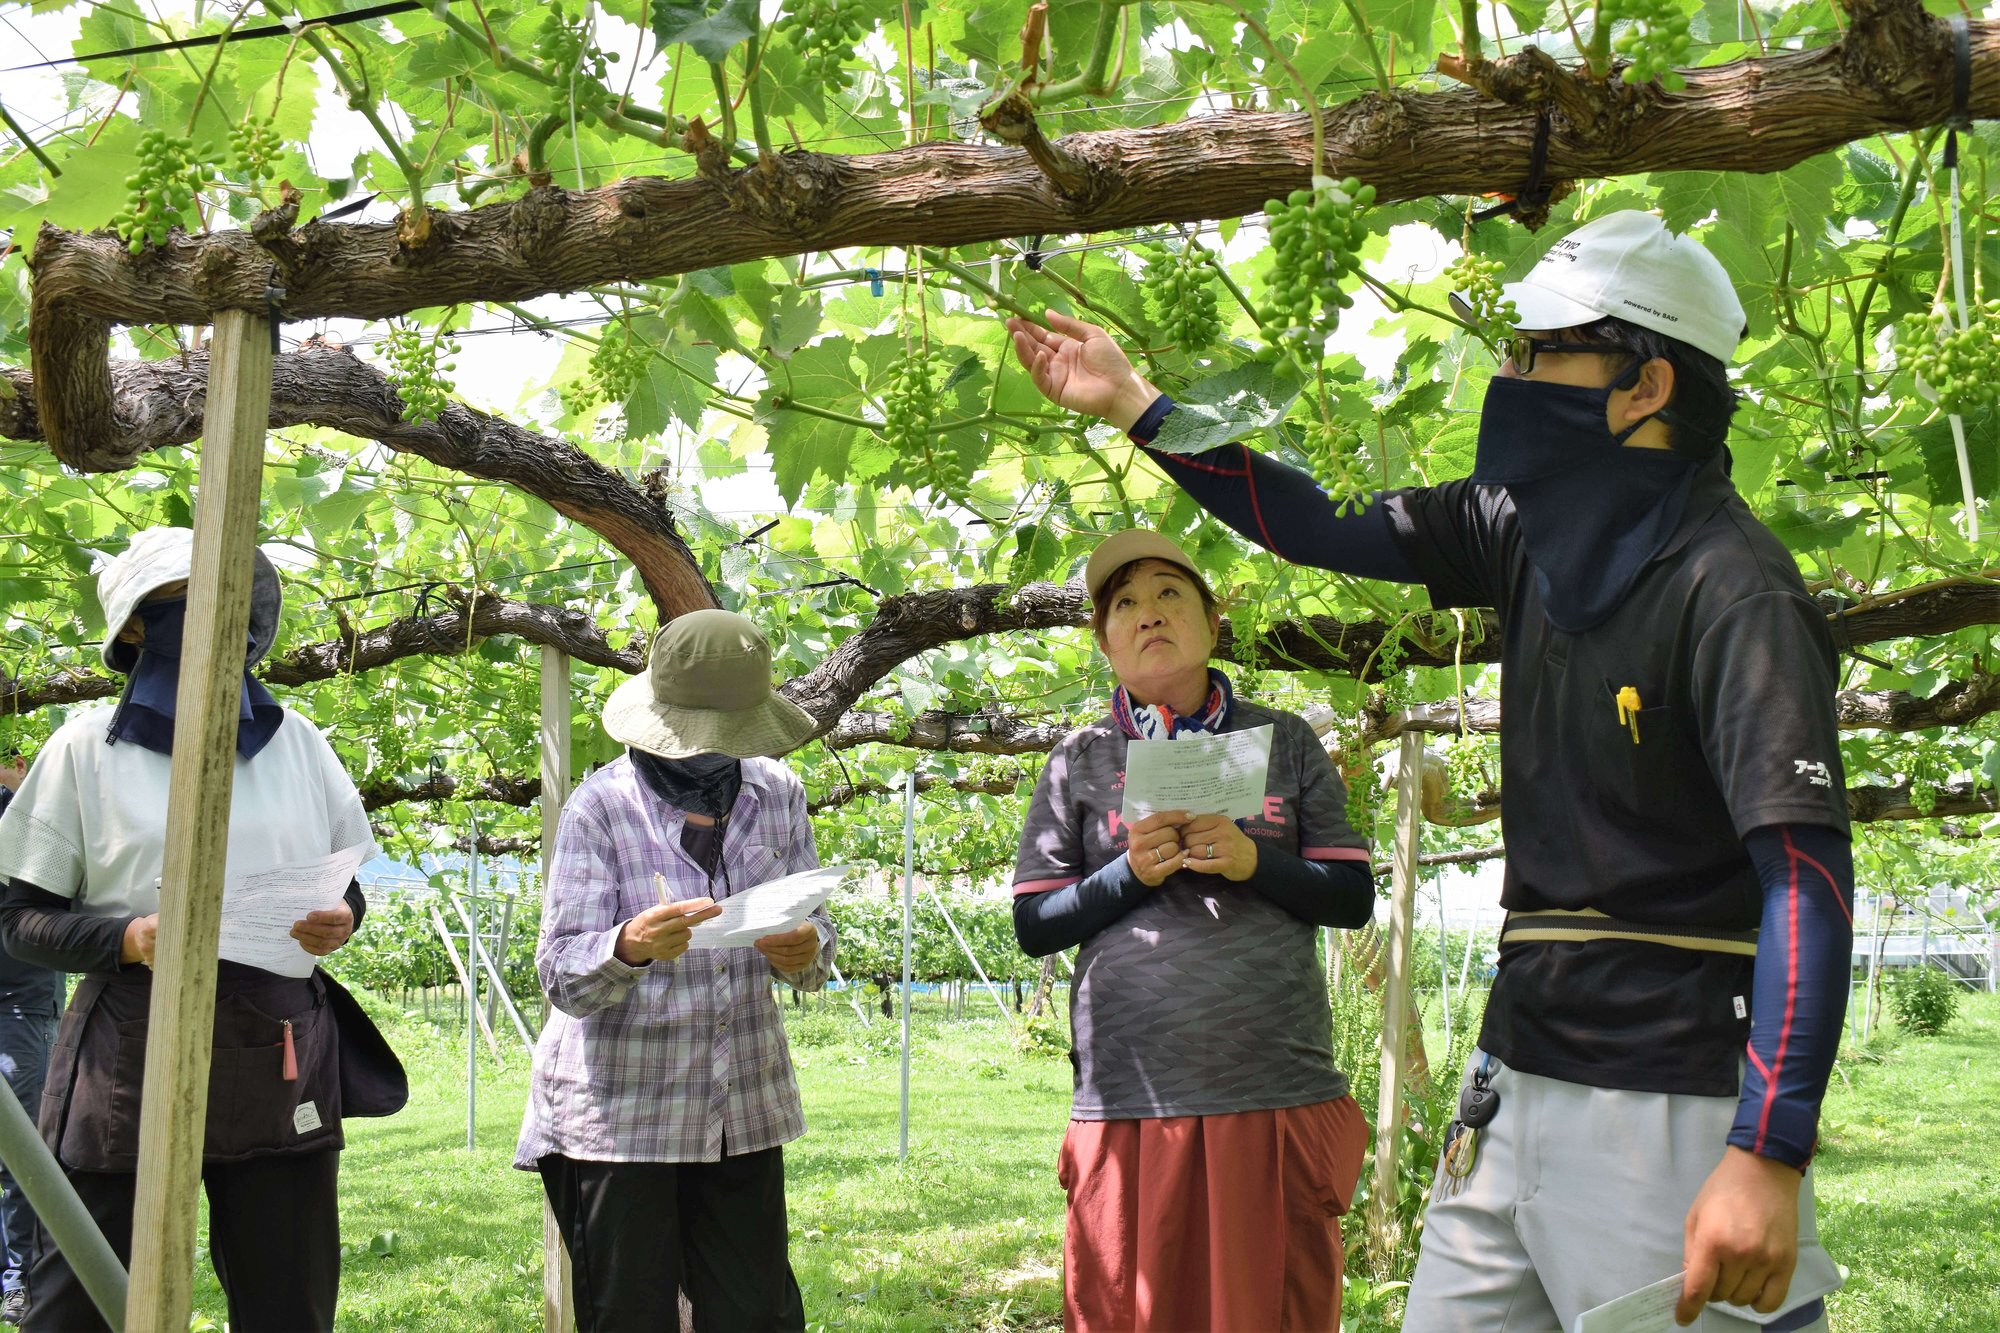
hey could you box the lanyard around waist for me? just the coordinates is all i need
[1500,908,1758,957]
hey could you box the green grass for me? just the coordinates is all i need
[183,987,1999,1330]
[1814,989,2000,1333]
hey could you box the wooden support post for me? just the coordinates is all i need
[538,647,575,1333]
[125,308,271,1333]
[1366,732,1425,1262]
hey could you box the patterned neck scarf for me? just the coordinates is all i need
[1111,668,1235,740]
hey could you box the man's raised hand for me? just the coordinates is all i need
[1005,311,1161,431]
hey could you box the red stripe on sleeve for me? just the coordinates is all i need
[1752,839,1804,1154]
[1785,832,1854,926]
[1241,445,1283,555]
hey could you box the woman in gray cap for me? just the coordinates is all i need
[516,609,837,1333]
[1011,529,1376,1332]
[0,527,405,1332]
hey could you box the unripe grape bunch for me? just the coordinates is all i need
[1258,176,1376,367]
[589,322,651,405]
[1603,0,1693,88]
[228,116,283,186]
[1444,251,1518,342]
[1140,240,1223,354]
[881,352,967,502]
[533,10,618,93]
[382,321,460,425]
[1307,420,1372,514]
[113,130,217,253]
[1896,303,2000,416]
[777,0,867,92]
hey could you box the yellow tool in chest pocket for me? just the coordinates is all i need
[1615,686,1643,743]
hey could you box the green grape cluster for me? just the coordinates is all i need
[533,10,617,77]
[778,0,866,91]
[1307,421,1372,515]
[1444,251,1518,341]
[1896,303,2000,416]
[590,322,650,404]
[112,130,216,253]
[1258,177,1376,366]
[1140,241,1223,354]
[1443,733,1492,801]
[1603,0,1693,87]
[882,352,965,500]
[228,117,282,185]
[381,321,459,425]
[1342,754,1379,839]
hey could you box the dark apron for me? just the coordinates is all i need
[39,960,406,1173]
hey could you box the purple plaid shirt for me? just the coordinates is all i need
[514,755,835,1167]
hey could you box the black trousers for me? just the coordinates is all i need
[24,1149,340,1333]
[540,1148,806,1333]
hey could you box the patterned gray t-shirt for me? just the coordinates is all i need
[1014,700,1371,1120]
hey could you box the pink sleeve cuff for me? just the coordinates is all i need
[1301,846,1372,862]
[1013,876,1083,896]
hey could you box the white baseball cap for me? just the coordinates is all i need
[1487,210,1747,364]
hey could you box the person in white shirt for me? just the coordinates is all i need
[0,528,406,1333]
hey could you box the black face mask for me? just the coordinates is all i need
[630,749,743,822]
[1472,373,1703,633]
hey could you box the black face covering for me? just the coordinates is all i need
[1471,373,1704,633]
[105,597,285,759]
[630,749,743,822]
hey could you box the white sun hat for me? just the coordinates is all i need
[1489,210,1748,364]
[95,528,283,673]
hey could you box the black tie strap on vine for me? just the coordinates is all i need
[1471,111,1554,223]
[1943,16,1972,171]
[1023,235,1047,271]
[265,271,286,357]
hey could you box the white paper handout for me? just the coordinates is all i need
[217,843,372,979]
[1573,1272,1686,1333]
[1119,725,1273,824]
[686,864,851,949]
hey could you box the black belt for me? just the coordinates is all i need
[1500,908,1758,958]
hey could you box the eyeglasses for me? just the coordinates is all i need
[1500,337,1642,377]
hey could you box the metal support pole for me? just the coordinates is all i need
[926,882,1015,1029]
[828,963,872,1028]
[899,770,915,1163]
[456,897,535,1047]
[0,1077,126,1327]
[489,893,517,1033]
[127,307,270,1333]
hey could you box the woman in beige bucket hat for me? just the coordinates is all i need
[516,609,836,1332]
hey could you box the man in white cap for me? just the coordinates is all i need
[1005,211,1851,1331]
[516,609,836,1333]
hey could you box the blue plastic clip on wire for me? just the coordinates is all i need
[864,268,884,297]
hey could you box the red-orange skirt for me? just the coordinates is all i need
[1058,1096,1368,1332]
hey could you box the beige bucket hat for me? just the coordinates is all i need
[603,610,818,759]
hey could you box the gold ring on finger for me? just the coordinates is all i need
[1206,843,1215,859]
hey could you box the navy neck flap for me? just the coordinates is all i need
[105,598,285,760]
[1472,374,1710,633]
